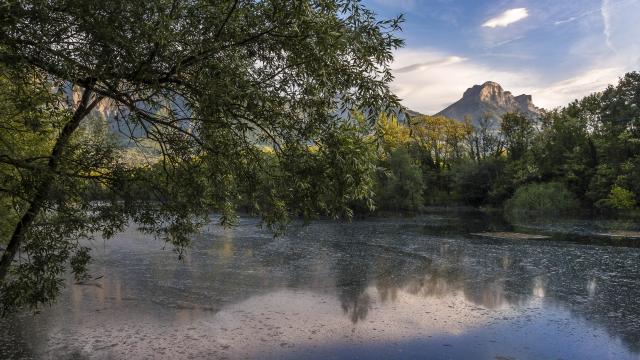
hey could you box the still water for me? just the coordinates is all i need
[1,210,639,359]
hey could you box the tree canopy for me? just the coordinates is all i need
[0,0,403,313]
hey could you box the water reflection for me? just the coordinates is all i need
[1,212,639,359]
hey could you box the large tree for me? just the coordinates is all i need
[0,0,402,312]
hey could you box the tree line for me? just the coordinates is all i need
[372,72,640,214]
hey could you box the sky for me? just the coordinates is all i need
[364,0,640,114]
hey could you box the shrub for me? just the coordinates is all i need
[505,182,579,216]
[599,186,637,209]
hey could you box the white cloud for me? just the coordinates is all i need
[554,16,578,26]
[482,8,529,28]
[601,0,615,51]
[554,7,600,26]
[394,56,466,73]
[534,67,623,107]
[390,49,633,114]
[390,49,535,114]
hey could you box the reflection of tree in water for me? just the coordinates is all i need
[330,231,640,352]
[19,218,637,354]
[137,218,640,352]
[333,246,373,323]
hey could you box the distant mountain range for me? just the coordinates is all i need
[67,80,541,134]
[407,81,542,125]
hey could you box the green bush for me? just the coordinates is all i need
[505,182,579,216]
[598,185,637,209]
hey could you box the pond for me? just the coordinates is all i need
[1,210,639,359]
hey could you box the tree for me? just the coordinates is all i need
[599,185,637,210]
[452,159,503,206]
[375,113,411,154]
[466,113,504,161]
[410,114,471,169]
[504,182,579,217]
[500,112,534,161]
[588,72,640,206]
[0,0,403,312]
[376,148,423,211]
[527,110,594,202]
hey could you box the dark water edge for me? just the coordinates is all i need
[1,212,639,359]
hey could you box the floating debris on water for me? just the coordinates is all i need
[470,232,550,240]
[597,231,640,239]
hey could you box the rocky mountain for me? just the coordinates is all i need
[436,81,541,125]
[62,84,186,143]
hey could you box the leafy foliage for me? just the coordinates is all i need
[599,186,637,210]
[0,0,403,313]
[501,112,534,161]
[375,148,423,212]
[504,182,579,217]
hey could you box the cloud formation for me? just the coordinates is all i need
[601,0,615,51]
[394,57,466,73]
[380,1,640,114]
[482,8,528,28]
[390,49,534,114]
[554,7,599,26]
[390,49,629,114]
[536,67,624,104]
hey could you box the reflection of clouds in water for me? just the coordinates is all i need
[19,283,624,359]
[210,288,497,356]
[588,278,598,297]
[3,215,640,358]
[533,276,546,298]
[38,286,501,359]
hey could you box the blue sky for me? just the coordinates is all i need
[364,0,640,113]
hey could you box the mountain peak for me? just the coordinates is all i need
[482,80,502,88]
[463,81,501,96]
[437,81,541,125]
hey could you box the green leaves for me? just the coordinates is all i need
[601,185,637,210]
[501,112,534,161]
[0,0,402,312]
[376,147,424,212]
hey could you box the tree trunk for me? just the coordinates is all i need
[0,86,101,282]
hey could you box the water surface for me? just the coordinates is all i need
[1,210,639,359]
